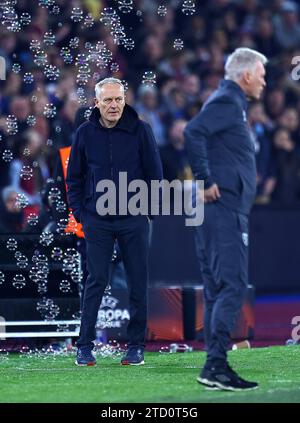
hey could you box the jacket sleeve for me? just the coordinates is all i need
[184,99,239,189]
[140,122,163,183]
[66,128,86,222]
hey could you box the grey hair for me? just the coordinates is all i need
[225,48,268,82]
[95,77,125,99]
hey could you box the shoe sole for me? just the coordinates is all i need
[75,360,96,367]
[121,360,145,366]
[197,377,258,391]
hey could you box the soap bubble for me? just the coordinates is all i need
[44,64,60,81]
[16,193,29,209]
[71,7,83,22]
[123,38,135,50]
[110,62,120,73]
[118,0,133,14]
[26,115,36,127]
[59,279,72,293]
[33,50,47,67]
[6,115,18,135]
[43,103,57,119]
[157,5,167,17]
[39,231,54,246]
[12,63,21,73]
[60,47,73,64]
[20,165,33,181]
[2,149,13,162]
[16,254,28,269]
[182,0,196,16]
[7,238,17,251]
[27,213,39,226]
[12,274,26,289]
[142,71,156,87]
[23,72,34,84]
[0,271,4,285]
[83,13,94,28]
[51,247,63,261]
[20,12,31,26]
[174,38,184,50]
[43,30,55,46]
[69,37,80,49]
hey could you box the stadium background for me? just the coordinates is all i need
[0,0,300,349]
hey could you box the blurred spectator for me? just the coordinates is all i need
[273,1,300,50]
[160,119,192,182]
[271,127,300,205]
[0,186,24,233]
[9,130,50,217]
[135,85,166,146]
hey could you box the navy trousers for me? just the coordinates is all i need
[77,214,150,348]
[195,202,249,365]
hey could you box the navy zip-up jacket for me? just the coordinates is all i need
[184,79,257,215]
[66,104,163,222]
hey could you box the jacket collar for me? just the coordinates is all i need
[219,79,248,109]
[89,104,139,133]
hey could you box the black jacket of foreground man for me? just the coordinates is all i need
[66,104,163,222]
[184,79,256,215]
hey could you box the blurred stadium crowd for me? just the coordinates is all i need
[1,0,300,234]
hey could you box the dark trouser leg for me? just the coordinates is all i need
[196,203,248,365]
[77,220,114,348]
[116,216,149,347]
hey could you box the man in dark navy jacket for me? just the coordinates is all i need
[67,78,163,366]
[185,48,267,391]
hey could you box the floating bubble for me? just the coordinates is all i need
[43,30,55,46]
[174,38,184,50]
[100,7,117,26]
[56,218,69,235]
[51,247,63,261]
[34,50,47,67]
[123,38,135,50]
[20,12,31,26]
[31,95,38,103]
[2,149,13,162]
[118,0,133,14]
[59,279,71,293]
[83,108,93,120]
[20,165,33,181]
[12,63,21,73]
[182,0,196,16]
[0,271,5,285]
[110,62,120,73]
[23,72,34,84]
[27,213,38,227]
[49,4,60,14]
[6,115,18,135]
[142,71,156,87]
[45,64,60,81]
[83,13,94,28]
[75,53,88,67]
[7,238,17,251]
[43,103,57,119]
[39,231,54,246]
[121,79,129,92]
[14,251,22,259]
[16,193,29,208]
[39,0,55,8]
[60,47,73,64]
[16,254,28,269]
[55,200,66,213]
[157,5,167,17]
[69,37,79,49]
[26,115,36,127]
[71,7,83,22]
[12,274,26,289]
[112,26,126,45]
[29,39,41,52]
[46,138,53,147]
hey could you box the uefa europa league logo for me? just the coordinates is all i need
[0,56,6,80]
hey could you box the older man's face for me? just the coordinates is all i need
[247,61,266,100]
[95,83,125,125]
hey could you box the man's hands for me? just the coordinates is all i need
[203,183,221,203]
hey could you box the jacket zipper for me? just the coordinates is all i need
[108,129,113,179]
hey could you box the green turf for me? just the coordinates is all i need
[0,346,300,403]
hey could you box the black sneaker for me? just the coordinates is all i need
[75,346,96,366]
[197,364,258,391]
[121,346,145,365]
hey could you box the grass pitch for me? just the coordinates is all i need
[0,345,299,403]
